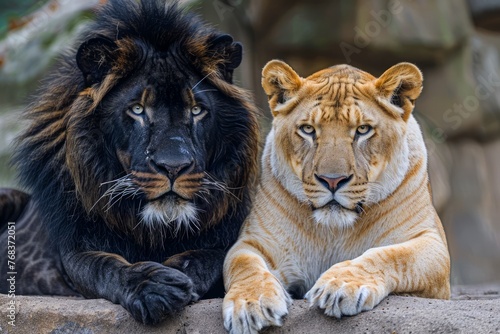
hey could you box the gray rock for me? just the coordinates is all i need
[0,285,499,334]
[442,139,500,285]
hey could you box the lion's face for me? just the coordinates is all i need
[102,63,219,230]
[262,61,423,228]
[67,33,258,236]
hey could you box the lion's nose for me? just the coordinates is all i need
[315,173,352,193]
[150,157,194,181]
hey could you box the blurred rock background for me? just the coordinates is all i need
[0,0,499,286]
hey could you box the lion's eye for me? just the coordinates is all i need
[191,105,203,116]
[131,104,144,115]
[356,125,372,135]
[300,125,315,136]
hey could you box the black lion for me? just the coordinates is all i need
[0,0,259,325]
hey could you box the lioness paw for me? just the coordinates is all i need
[223,275,292,334]
[305,265,387,318]
[124,262,195,325]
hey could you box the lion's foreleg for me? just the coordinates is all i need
[61,250,196,325]
[163,249,226,299]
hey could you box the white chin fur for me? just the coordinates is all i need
[313,205,358,229]
[140,199,199,235]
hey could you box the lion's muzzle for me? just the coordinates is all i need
[149,154,195,182]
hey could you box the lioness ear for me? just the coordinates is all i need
[206,34,242,83]
[262,60,302,116]
[76,37,118,86]
[375,62,423,121]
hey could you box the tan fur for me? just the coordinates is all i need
[223,60,450,333]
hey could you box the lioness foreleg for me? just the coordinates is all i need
[306,234,450,317]
[223,246,292,334]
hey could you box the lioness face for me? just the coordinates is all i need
[262,61,423,228]
[100,57,227,230]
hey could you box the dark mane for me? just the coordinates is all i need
[13,0,259,251]
[95,1,203,51]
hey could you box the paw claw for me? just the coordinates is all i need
[223,275,290,333]
[306,265,387,319]
[124,262,193,324]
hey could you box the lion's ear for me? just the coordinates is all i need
[76,37,117,86]
[375,62,423,121]
[206,34,242,83]
[262,60,302,116]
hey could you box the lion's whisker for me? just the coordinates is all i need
[194,189,211,204]
[104,183,136,212]
[94,174,137,213]
[90,174,134,212]
[191,71,215,91]
[193,89,218,95]
[99,174,132,186]
[203,172,244,190]
[202,180,239,201]
[202,172,242,202]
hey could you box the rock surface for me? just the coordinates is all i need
[0,285,498,334]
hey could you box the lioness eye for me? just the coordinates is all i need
[191,106,203,116]
[356,125,372,135]
[300,125,315,135]
[131,104,144,115]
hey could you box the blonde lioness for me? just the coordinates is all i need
[223,60,450,333]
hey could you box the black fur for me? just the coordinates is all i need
[0,0,259,325]
[0,188,30,227]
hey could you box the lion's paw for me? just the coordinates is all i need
[223,274,292,334]
[305,264,387,318]
[124,262,195,325]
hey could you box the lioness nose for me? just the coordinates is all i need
[315,174,352,193]
[150,157,194,181]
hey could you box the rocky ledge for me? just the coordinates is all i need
[0,285,499,334]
